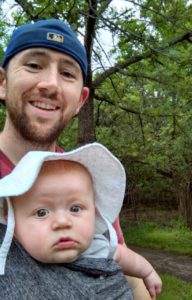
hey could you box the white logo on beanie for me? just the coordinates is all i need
[47,32,64,43]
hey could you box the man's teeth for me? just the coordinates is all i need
[33,102,57,110]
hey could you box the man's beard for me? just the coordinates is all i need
[7,103,66,145]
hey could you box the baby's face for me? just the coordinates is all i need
[12,160,95,263]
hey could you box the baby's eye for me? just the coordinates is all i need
[36,209,49,218]
[70,206,81,213]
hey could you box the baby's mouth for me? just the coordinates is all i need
[55,238,77,249]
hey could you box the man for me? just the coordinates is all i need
[0,19,89,165]
[0,19,154,299]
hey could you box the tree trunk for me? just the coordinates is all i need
[77,89,96,145]
[178,182,192,229]
[77,0,98,146]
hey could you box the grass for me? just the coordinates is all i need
[121,210,192,255]
[121,208,192,299]
[158,273,192,300]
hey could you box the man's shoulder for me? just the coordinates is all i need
[0,150,15,178]
[55,145,64,153]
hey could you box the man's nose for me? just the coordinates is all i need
[37,67,61,96]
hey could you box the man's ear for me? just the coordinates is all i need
[75,87,89,114]
[0,67,6,102]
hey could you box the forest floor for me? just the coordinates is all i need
[121,206,192,283]
[129,245,192,283]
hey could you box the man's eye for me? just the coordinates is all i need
[70,206,81,213]
[26,63,41,69]
[36,209,49,218]
[61,71,75,78]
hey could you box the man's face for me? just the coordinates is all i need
[1,48,89,144]
[12,160,95,263]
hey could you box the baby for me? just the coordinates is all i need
[0,143,162,299]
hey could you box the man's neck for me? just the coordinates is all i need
[0,125,56,164]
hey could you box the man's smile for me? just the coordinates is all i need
[31,101,59,111]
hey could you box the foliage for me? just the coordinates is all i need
[122,217,192,255]
[158,273,192,300]
[0,103,6,130]
[57,118,79,151]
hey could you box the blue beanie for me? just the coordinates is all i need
[1,19,87,82]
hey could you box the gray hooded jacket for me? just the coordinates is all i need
[0,225,133,300]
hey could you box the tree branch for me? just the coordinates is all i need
[93,30,192,88]
[132,159,173,179]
